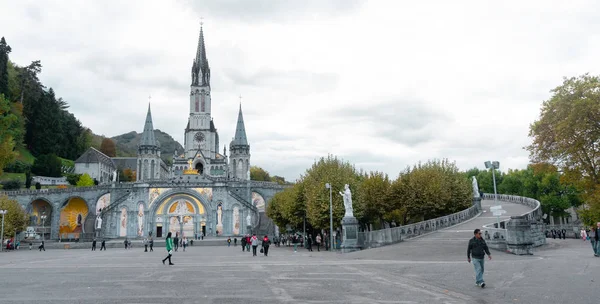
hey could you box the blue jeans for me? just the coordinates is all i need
[472,258,485,284]
[592,240,599,255]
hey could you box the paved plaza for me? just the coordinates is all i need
[1,200,599,304]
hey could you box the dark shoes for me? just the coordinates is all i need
[169,263,174,265]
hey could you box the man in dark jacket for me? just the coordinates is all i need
[467,229,492,288]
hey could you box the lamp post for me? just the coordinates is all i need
[484,161,501,228]
[0,210,6,252]
[325,183,333,251]
[41,215,47,240]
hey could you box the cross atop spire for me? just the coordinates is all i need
[231,103,248,146]
[140,103,159,148]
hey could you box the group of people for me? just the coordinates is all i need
[239,234,271,256]
[548,229,568,239]
[172,233,190,252]
[90,238,106,251]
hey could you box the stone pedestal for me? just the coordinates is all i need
[341,216,360,253]
[506,216,534,255]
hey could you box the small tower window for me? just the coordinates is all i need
[195,93,200,112]
[201,91,206,112]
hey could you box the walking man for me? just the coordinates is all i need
[100,239,106,251]
[467,229,492,288]
[92,238,97,251]
[316,234,321,252]
[38,240,45,251]
[174,233,179,252]
[144,237,148,252]
[241,236,247,252]
[162,232,174,266]
[149,237,154,252]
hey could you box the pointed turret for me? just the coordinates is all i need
[140,103,159,147]
[232,104,248,146]
[191,24,210,86]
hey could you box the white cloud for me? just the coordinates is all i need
[1,0,599,181]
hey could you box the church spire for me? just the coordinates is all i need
[140,103,159,147]
[191,21,210,86]
[231,103,248,146]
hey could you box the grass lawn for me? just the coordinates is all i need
[0,172,26,182]
[15,146,35,164]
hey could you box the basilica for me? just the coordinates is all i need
[9,24,284,241]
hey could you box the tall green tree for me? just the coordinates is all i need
[0,94,17,173]
[0,37,11,97]
[527,74,600,225]
[355,171,391,229]
[100,138,116,157]
[31,154,62,177]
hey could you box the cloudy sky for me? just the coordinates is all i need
[2,1,599,181]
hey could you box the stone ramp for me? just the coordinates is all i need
[413,199,533,242]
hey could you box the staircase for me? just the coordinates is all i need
[256,212,274,237]
[98,192,132,238]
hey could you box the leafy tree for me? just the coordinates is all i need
[266,181,306,232]
[355,171,391,229]
[35,182,41,190]
[123,168,136,182]
[65,173,81,186]
[76,173,94,187]
[389,159,471,224]
[31,154,62,177]
[302,155,361,230]
[0,37,11,97]
[250,166,271,181]
[0,195,27,239]
[270,175,287,185]
[100,138,116,157]
[527,74,600,225]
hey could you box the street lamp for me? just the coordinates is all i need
[325,183,333,251]
[484,161,501,227]
[0,210,6,252]
[41,215,47,240]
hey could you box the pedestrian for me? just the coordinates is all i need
[251,234,259,256]
[227,237,231,247]
[589,227,598,257]
[293,235,298,252]
[262,235,271,257]
[29,242,32,250]
[246,235,251,252]
[183,237,187,252]
[561,229,566,239]
[100,239,106,251]
[307,235,313,252]
[144,237,148,252]
[581,229,588,241]
[467,229,492,288]
[174,233,179,252]
[92,238,97,251]
[149,237,154,252]
[316,234,321,252]
[124,238,128,250]
[162,232,174,265]
[38,240,45,251]
[234,238,237,246]
[551,229,556,239]
[241,236,247,251]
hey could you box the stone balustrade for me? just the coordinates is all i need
[481,193,546,255]
[357,198,482,249]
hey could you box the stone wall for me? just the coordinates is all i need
[357,198,482,249]
[481,193,547,255]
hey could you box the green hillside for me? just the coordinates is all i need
[92,130,183,165]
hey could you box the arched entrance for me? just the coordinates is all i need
[30,199,53,239]
[153,193,207,238]
[59,197,89,240]
[195,163,204,175]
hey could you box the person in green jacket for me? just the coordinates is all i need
[162,232,174,265]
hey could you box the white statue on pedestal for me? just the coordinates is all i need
[472,176,480,198]
[246,213,252,226]
[112,170,117,182]
[96,214,102,230]
[339,184,354,218]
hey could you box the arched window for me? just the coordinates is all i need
[232,159,237,178]
[143,159,149,180]
[151,160,155,179]
[201,90,206,112]
[194,89,200,112]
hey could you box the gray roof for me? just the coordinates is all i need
[111,157,137,171]
[231,104,248,146]
[75,147,115,168]
[140,104,160,147]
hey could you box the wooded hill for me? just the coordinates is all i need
[91,130,183,165]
